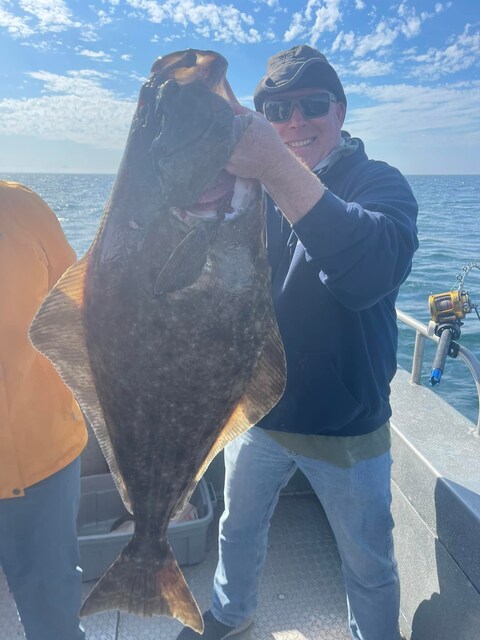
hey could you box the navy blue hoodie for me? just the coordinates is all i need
[258,137,419,437]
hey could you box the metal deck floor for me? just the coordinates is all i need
[0,493,350,640]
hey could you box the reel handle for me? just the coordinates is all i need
[429,322,461,386]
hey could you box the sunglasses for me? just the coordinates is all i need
[263,92,337,123]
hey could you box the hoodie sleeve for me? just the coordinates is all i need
[292,161,419,311]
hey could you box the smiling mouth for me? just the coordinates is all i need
[287,137,315,149]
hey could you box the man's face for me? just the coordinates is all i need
[266,87,346,170]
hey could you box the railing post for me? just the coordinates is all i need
[410,331,425,385]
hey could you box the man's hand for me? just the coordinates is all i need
[227,110,288,185]
[227,107,326,225]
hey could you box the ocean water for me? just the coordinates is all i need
[2,172,479,425]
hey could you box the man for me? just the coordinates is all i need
[0,180,88,640]
[177,44,418,640]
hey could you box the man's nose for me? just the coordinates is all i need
[288,104,306,125]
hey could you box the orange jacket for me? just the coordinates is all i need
[0,180,87,499]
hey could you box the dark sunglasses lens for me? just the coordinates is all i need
[300,94,331,118]
[264,100,292,122]
[264,94,332,122]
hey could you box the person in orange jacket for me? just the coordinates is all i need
[0,180,88,640]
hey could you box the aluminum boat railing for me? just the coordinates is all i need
[396,308,480,434]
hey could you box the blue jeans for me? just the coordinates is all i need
[212,427,401,640]
[0,457,85,640]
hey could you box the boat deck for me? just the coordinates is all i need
[3,311,480,639]
[0,492,350,640]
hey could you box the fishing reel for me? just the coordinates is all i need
[429,263,480,386]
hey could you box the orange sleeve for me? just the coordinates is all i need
[0,181,87,498]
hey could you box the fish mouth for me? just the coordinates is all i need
[170,171,254,224]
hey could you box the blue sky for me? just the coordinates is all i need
[0,0,478,175]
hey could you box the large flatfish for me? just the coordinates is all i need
[29,49,286,633]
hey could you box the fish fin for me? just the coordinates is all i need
[29,253,132,512]
[80,541,203,632]
[195,315,286,481]
[154,224,210,294]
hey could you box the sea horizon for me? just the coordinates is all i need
[2,171,480,177]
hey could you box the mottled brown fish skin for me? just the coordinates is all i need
[84,68,269,530]
[34,50,286,632]
[85,175,269,536]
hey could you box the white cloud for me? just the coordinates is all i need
[309,0,342,45]
[263,27,276,41]
[125,0,262,43]
[345,82,480,153]
[332,3,435,58]
[78,48,113,62]
[29,69,110,96]
[408,25,480,78]
[252,0,282,8]
[350,59,394,77]
[96,9,113,26]
[18,0,80,31]
[162,33,184,43]
[434,2,452,14]
[355,19,403,56]
[72,69,110,79]
[0,5,34,37]
[332,30,355,52]
[284,0,342,45]
[0,0,81,39]
[0,70,134,149]
[127,0,166,22]
[284,11,305,41]
[128,72,147,84]
[400,15,421,39]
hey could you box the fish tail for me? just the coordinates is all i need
[80,541,203,633]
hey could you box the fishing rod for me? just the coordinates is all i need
[429,261,480,386]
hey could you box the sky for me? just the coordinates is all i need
[0,0,478,175]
